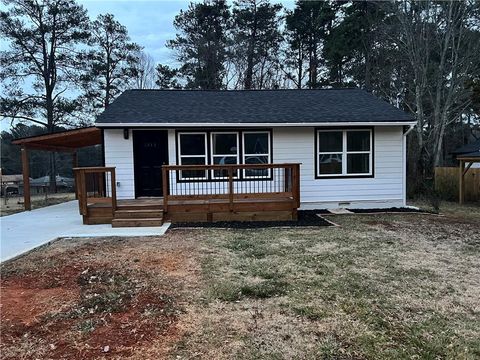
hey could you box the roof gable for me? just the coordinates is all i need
[96,89,414,126]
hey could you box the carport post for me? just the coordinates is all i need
[459,160,465,205]
[21,145,31,211]
[72,151,78,199]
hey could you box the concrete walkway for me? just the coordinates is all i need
[0,200,170,262]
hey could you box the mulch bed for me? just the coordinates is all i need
[169,210,333,229]
[347,207,436,214]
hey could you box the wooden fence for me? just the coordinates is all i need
[435,167,480,202]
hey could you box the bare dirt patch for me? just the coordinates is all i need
[0,232,204,360]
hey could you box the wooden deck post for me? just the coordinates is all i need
[72,151,78,199]
[228,166,234,212]
[162,166,168,213]
[21,146,31,211]
[293,164,300,208]
[459,160,465,205]
[111,168,117,215]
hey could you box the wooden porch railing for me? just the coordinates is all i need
[73,167,116,216]
[161,163,300,213]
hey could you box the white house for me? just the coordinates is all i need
[96,89,415,211]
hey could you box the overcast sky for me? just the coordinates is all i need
[79,0,295,66]
[78,0,192,67]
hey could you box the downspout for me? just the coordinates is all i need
[402,124,416,206]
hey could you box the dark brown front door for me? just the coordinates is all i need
[133,130,168,197]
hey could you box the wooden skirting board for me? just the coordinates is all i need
[83,197,297,225]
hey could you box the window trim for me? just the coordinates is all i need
[314,127,374,179]
[177,131,208,180]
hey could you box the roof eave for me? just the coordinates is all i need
[96,121,417,128]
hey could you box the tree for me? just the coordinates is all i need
[80,13,141,111]
[231,0,282,89]
[284,1,335,89]
[323,1,387,90]
[167,0,230,89]
[133,51,157,89]
[393,0,480,175]
[155,64,182,89]
[0,0,90,189]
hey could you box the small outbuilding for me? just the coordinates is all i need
[451,139,480,204]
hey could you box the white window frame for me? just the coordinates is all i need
[177,132,208,180]
[242,131,271,179]
[316,129,373,177]
[210,131,240,179]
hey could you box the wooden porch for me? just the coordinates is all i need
[74,163,300,227]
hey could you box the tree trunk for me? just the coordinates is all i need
[46,88,57,193]
[244,5,258,90]
[297,45,303,89]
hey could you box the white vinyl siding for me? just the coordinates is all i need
[273,126,405,208]
[105,126,406,208]
[103,129,135,199]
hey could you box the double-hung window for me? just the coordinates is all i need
[316,129,373,177]
[210,132,239,178]
[242,131,271,178]
[177,132,208,180]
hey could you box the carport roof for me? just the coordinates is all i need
[11,126,102,152]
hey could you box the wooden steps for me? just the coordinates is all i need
[112,205,164,228]
[111,217,163,227]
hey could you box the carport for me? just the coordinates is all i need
[458,152,480,205]
[11,127,103,210]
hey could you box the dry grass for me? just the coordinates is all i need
[0,192,75,216]
[1,201,479,359]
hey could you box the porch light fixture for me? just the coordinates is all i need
[123,128,129,139]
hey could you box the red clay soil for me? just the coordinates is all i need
[0,233,201,359]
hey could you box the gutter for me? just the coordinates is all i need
[403,124,416,136]
[96,121,418,128]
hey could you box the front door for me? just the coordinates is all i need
[133,130,168,197]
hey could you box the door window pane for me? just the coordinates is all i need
[319,131,342,152]
[347,131,370,151]
[347,154,369,174]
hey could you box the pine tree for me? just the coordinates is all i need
[167,0,230,89]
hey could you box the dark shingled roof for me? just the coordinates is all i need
[96,89,415,125]
[451,139,480,156]
[459,151,480,158]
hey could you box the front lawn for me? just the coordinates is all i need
[1,202,479,359]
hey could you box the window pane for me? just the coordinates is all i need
[245,155,269,177]
[318,154,342,175]
[213,156,237,165]
[244,133,268,154]
[213,156,238,177]
[213,133,237,155]
[318,131,343,152]
[180,134,206,155]
[245,155,268,165]
[180,156,206,179]
[347,131,370,151]
[347,153,370,174]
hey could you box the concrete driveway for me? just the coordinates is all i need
[0,200,170,262]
